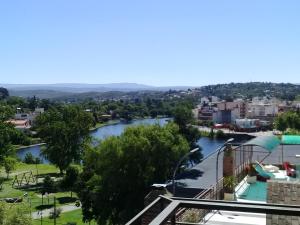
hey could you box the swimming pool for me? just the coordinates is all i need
[237,181,267,202]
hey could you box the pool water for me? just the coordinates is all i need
[238,181,267,202]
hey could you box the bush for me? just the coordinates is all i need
[49,207,62,219]
[215,130,225,139]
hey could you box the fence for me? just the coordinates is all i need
[176,144,254,224]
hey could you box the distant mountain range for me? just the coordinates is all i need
[1,83,194,99]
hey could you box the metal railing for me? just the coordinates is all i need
[126,197,300,225]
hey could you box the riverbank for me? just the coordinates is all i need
[89,120,120,131]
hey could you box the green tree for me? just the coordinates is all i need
[0,104,14,122]
[42,175,55,194]
[274,111,300,132]
[274,115,287,132]
[0,87,9,100]
[36,106,93,173]
[0,123,15,165]
[77,123,189,224]
[173,105,201,149]
[28,95,38,111]
[61,165,79,197]
[3,157,16,179]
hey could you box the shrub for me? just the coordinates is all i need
[49,207,62,219]
[215,130,225,139]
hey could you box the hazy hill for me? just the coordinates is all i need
[196,82,300,100]
[1,83,194,98]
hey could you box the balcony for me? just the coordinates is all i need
[127,135,300,225]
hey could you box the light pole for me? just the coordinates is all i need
[172,148,200,196]
[215,138,234,199]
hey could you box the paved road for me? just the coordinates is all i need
[32,204,80,219]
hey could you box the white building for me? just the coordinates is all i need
[247,97,278,118]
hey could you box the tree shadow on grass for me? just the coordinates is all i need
[18,184,41,192]
[57,196,77,204]
[35,204,54,210]
[36,173,61,179]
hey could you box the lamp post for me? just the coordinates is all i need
[172,148,199,196]
[215,138,234,199]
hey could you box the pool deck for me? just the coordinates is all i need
[200,172,300,225]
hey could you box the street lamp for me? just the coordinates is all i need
[172,148,200,196]
[215,138,234,198]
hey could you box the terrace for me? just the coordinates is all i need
[127,135,300,225]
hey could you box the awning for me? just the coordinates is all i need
[281,135,300,145]
[242,135,281,152]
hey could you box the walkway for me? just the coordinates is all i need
[31,204,80,219]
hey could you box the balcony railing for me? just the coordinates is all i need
[127,197,300,225]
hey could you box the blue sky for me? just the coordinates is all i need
[0,0,299,86]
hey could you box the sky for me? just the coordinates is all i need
[0,0,299,86]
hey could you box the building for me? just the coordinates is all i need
[247,97,279,121]
[14,108,44,126]
[214,100,247,124]
[7,119,31,130]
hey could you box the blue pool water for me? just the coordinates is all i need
[239,181,267,202]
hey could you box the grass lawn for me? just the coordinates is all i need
[1,162,79,211]
[14,162,60,175]
[32,209,97,225]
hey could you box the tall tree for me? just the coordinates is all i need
[0,123,15,165]
[0,87,9,100]
[275,111,300,132]
[173,104,201,149]
[77,123,190,224]
[0,104,14,122]
[3,157,16,179]
[36,105,93,173]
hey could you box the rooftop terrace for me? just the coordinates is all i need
[128,135,300,225]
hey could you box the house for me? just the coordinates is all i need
[14,108,44,126]
[7,119,31,130]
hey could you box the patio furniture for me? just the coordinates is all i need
[253,163,275,181]
[256,161,279,173]
[283,162,296,178]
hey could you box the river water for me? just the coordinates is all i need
[17,118,227,164]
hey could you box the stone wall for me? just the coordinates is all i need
[267,180,300,225]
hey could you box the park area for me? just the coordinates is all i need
[0,162,95,225]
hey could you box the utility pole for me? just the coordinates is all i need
[54,196,57,225]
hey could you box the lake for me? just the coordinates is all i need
[17,118,227,163]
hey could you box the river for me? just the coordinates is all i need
[17,118,228,164]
